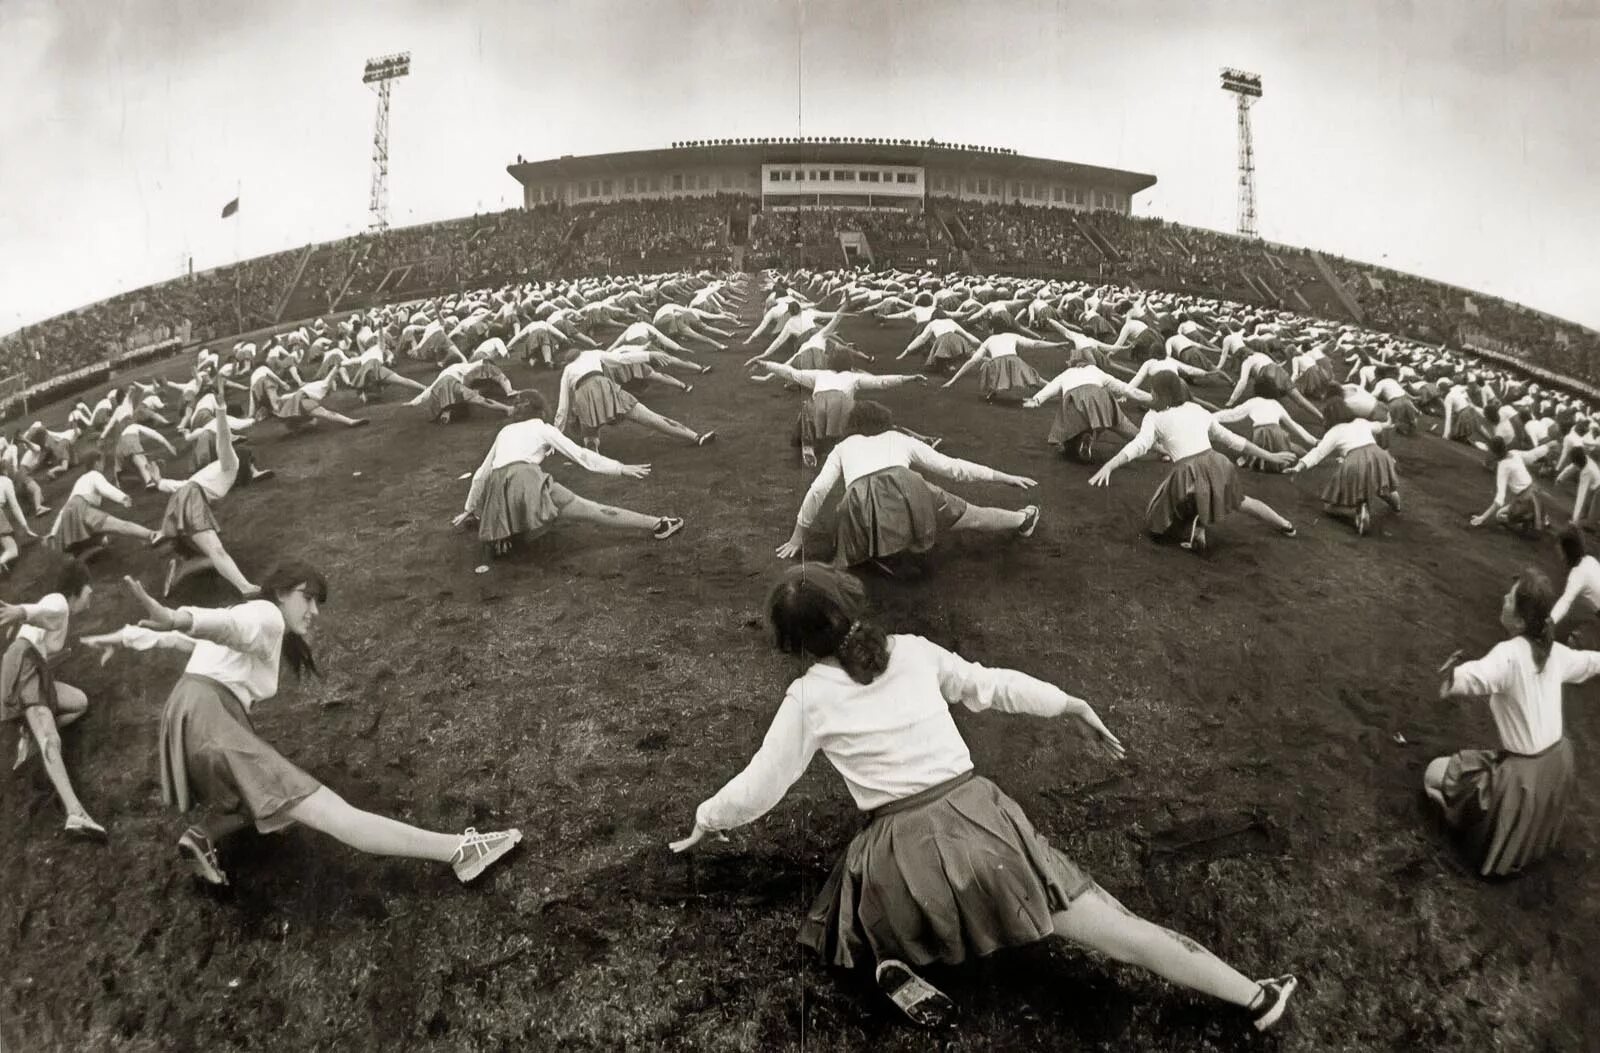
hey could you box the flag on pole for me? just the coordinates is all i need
[221,197,240,219]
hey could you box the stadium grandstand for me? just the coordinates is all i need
[1,137,1596,412]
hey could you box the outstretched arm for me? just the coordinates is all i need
[943,348,986,388]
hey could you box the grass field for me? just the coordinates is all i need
[1,281,1596,1052]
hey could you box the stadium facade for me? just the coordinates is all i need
[507,139,1155,214]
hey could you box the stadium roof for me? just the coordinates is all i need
[507,141,1156,193]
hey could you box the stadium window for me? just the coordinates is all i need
[1011,182,1020,197]
[977,178,987,194]
[769,170,781,183]
[721,172,732,188]
[672,173,684,190]
[818,170,831,181]
[602,179,613,196]
[698,174,709,189]
[1053,186,1063,202]
[623,177,633,193]
[896,172,915,184]
[808,170,818,180]
[963,179,972,193]
[834,170,851,181]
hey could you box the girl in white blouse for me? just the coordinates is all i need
[555,348,716,453]
[1023,357,1151,462]
[756,349,935,468]
[1429,570,1598,876]
[671,566,1297,1032]
[942,332,1065,402]
[778,402,1039,571]
[453,390,683,560]
[82,569,522,888]
[1470,436,1554,534]
[1284,399,1400,536]
[45,450,161,558]
[1552,525,1600,631]
[1211,376,1318,473]
[1090,373,1297,553]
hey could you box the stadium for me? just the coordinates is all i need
[2,5,1599,1052]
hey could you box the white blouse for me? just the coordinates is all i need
[1552,554,1600,625]
[1297,419,1380,470]
[463,420,624,514]
[114,601,288,709]
[1448,636,1600,754]
[696,635,1080,830]
[798,432,1001,528]
[1120,402,1242,463]
[1213,396,1289,429]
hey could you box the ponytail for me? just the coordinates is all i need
[1512,569,1558,672]
[282,630,320,680]
[835,620,890,685]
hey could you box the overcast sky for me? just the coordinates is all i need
[2,0,1596,334]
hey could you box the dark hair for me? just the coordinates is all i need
[1574,447,1589,469]
[846,400,895,436]
[1148,371,1190,410]
[560,348,582,367]
[786,302,801,315]
[514,389,550,421]
[824,345,854,372]
[1253,373,1284,400]
[1321,397,1356,426]
[260,561,329,679]
[56,558,91,599]
[1486,435,1510,461]
[1512,570,1557,671]
[1558,523,1586,569]
[766,565,889,684]
[80,450,103,471]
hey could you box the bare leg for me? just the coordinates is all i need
[1239,495,1294,531]
[1423,756,1450,807]
[307,405,365,428]
[1051,887,1259,1006]
[285,786,459,861]
[643,369,690,393]
[97,511,160,543]
[379,367,428,394]
[625,403,701,443]
[949,503,1028,532]
[557,495,663,532]
[186,529,257,595]
[22,705,99,824]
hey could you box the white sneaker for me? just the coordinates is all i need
[451,828,522,884]
[1250,974,1297,1032]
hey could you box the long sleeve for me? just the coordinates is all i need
[694,690,818,832]
[1117,409,1161,462]
[181,604,278,662]
[761,363,817,389]
[1206,420,1250,456]
[1492,460,1512,507]
[1560,647,1600,684]
[89,472,128,505]
[110,625,199,654]
[1297,427,1342,470]
[1211,403,1253,425]
[553,369,575,431]
[855,374,915,391]
[1552,567,1591,625]
[904,438,1002,485]
[539,422,626,476]
[1448,647,1508,697]
[929,640,1076,717]
[1033,370,1071,403]
[796,447,845,528]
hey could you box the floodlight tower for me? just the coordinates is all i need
[1220,68,1262,239]
[363,52,411,233]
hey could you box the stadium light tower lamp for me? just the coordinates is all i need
[1220,67,1262,239]
[363,51,411,233]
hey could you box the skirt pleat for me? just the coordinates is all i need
[796,390,853,446]
[1440,740,1575,877]
[571,373,638,435]
[477,462,565,543]
[1294,360,1335,400]
[1146,449,1244,535]
[1321,444,1399,506]
[159,674,321,832]
[1047,384,1124,446]
[159,482,220,542]
[55,495,111,549]
[979,356,1043,399]
[835,466,966,566]
[798,774,1093,969]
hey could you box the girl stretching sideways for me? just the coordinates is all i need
[777,402,1038,571]
[671,566,1297,1033]
[80,570,523,887]
[1283,399,1401,536]
[453,391,684,560]
[1089,373,1296,553]
[1429,570,1597,876]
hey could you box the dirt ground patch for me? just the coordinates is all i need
[1,291,1596,1051]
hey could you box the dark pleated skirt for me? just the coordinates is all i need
[1448,405,1487,441]
[477,462,567,543]
[1322,444,1399,506]
[419,375,472,421]
[1244,423,1290,472]
[0,637,59,724]
[55,495,113,549]
[1048,384,1125,446]
[571,373,638,435]
[924,332,970,369]
[1440,739,1575,877]
[836,466,967,566]
[1294,360,1335,400]
[1146,449,1244,535]
[791,345,829,371]
[796,390,853,446]
[1386,396,1420,434]
[159,674,320,833]
[799,773,1094,969]
[979,356,1043,399]
[159,481,220,543]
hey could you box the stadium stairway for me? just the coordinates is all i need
[1310,250,1366,323]
[1074,217,1122,263]
[272,246,315,323]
